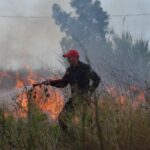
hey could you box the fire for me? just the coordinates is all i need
[106,85,146,108]
[14,68,64,120]
[129,85,145,108]
[16,80,24,88]
[39,89,64,119]
[16,93,28,118]
[0,67,149,121]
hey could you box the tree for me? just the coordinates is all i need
[52,0,109,64]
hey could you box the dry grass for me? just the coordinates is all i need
[0,91,150,150]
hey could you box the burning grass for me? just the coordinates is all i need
[0,68,65,120]
[13,85,64,120]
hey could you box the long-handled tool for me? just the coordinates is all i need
[32,80,50,87]
[0,80,49,100]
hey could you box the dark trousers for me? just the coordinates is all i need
[58,93,91,131]
[58,98,75,131]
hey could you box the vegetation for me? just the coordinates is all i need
[0,0,150,150]
[0,90,150,150]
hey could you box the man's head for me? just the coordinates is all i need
[63,49,80,66]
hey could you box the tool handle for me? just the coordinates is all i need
[32,82,43,87]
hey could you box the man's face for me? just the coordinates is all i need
[67,56,79,66]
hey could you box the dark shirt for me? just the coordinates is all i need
[50,61,101,94]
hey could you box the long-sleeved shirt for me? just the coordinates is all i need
[50,61,101,94]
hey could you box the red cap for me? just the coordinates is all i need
[63,49,80,58]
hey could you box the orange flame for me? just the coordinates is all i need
[106,85,146,108]
[0,68,148,119]
[14,68,64,120]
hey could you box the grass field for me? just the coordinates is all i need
[0,89,150,150]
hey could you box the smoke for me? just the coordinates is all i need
[0,0,65,70]
[51,0,150,89]
[0,0,149,70]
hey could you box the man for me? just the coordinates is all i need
[37,49,101,130]
[45,49,100,94]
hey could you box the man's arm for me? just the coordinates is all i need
[88,66,101,91]
[49,71,70,88]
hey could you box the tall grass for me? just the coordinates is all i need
[0,89,150,150]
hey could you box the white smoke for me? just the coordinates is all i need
[0,0,65,70]
[0,0,149,69]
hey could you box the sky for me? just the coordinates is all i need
[0,0,149,70]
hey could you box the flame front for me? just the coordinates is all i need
[0,68,148,120]
[15,68,64,120]
[106,85,146,108]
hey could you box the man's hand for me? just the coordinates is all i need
[32,80,51,87]
[33,83,42,87]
